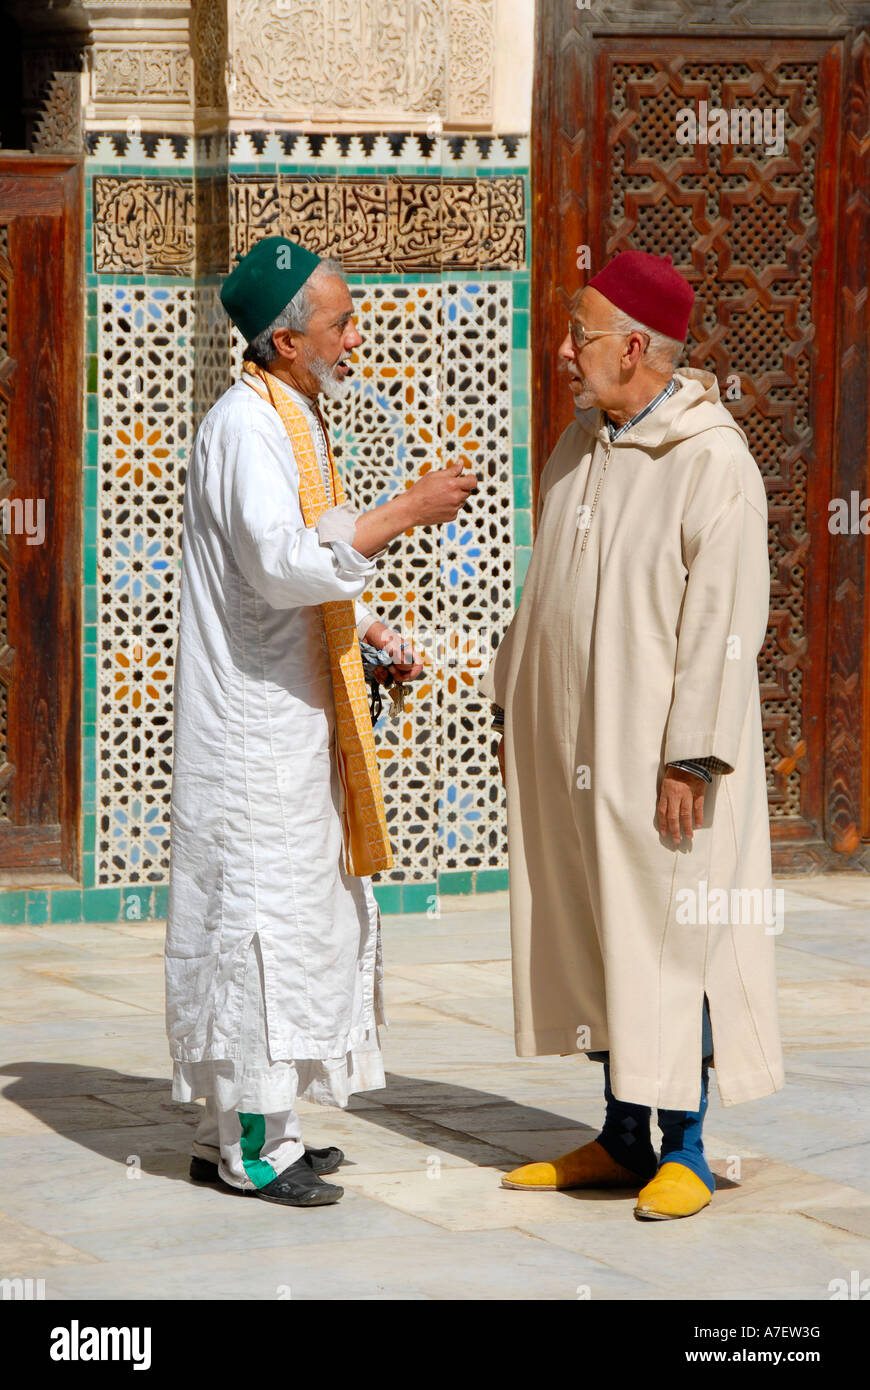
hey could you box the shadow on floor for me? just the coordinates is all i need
[0,1063,737,1198]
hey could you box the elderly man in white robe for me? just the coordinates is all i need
[165,236,477,1207]
[482,249,783,1220]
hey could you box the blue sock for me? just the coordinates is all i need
[596,1062,658,1179]
[656,1062,715,1193]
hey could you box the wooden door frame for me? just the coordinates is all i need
[828,33,870,861]
[0,154,82,880]
[531,4,870,868]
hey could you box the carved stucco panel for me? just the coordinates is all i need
[94,176,196,275]
[92,45,194,102]
[447,0,495,124]
[230,0,445,116]
[227,0,493,125]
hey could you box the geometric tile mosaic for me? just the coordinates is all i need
[437,282,512,871]
[329,283,512,878]
[97,286,192,884]
[193,282,232,429]
[95,280,512,886]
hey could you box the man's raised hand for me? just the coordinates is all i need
[408,463,478,525]
[352,462,478,558]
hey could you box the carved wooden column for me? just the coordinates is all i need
[826,29,870,863]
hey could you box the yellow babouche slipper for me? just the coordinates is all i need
[634,1162,713,1220]
[500,1139,648,1191]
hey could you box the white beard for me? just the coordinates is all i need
[310,352,352,401]
[572,385,598,413]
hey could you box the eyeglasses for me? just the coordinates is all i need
[568,319,650,353]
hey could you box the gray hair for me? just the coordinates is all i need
[607,308,684,375]
[243,256,346,368]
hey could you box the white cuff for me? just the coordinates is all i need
[355,601,378,642]
[326,538,378,580]
[316,502,360,547]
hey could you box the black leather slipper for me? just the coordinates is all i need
[189,1144,344,1186]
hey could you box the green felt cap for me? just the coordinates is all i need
[220,236,322,343]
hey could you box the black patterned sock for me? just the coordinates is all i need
[595,1061,658,1178]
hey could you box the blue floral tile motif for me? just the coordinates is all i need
[113,534,169,596]
[439,785,483,849]
[446,285,481,321]
[113,287,169,325]
[440,521,482,586]
[331,377,410,505]
[111,802,166,867]
[352,379,404,431]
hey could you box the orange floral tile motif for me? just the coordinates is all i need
[114,421,170,485]
[444,414,480,470]
[112,643,168,708]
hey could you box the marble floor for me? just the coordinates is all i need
[0,877,868,1301]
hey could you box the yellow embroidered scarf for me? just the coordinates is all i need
[243,362,393,877]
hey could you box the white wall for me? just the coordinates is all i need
[492,0,535,132]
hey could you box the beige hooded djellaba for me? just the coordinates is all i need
[480,368,784,1111]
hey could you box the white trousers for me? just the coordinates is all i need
[192,1096,305,1190]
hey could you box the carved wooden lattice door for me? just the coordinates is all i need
[533,14,870,870]
[0,156,81,878]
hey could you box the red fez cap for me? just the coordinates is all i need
[587,250,694,343]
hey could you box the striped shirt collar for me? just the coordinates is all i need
[605,376,676,442]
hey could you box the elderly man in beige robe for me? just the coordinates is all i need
[481,249,783,1220]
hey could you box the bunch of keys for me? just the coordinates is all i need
[359,641,420,722]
